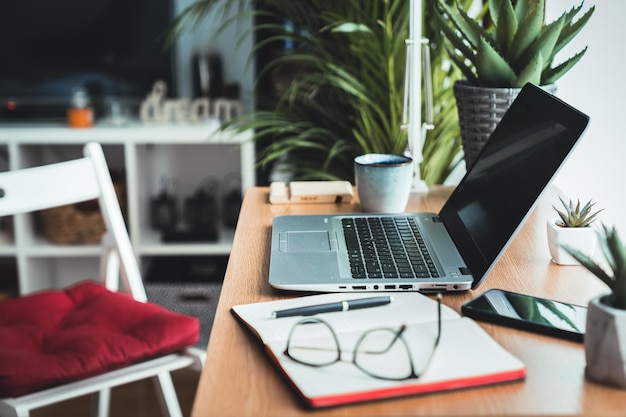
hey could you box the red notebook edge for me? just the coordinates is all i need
[308,368,527,409]
[266,346,526,409]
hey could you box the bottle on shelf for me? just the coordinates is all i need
[67,88,94,128]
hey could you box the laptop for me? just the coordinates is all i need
[268,83,590,292]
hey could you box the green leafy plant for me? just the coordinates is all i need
[553,196,603,228]
[170,0,466,184]
[564,225,626,310]
[433,0,594,88]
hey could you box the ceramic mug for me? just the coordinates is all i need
[354,153,413,213]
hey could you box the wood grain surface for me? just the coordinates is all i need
[192,186,626,417]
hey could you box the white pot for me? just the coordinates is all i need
[546,219,597,265]
[585,295,626,389]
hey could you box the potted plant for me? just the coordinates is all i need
[547,196,602,265]
[169,0,466,185]
[563,224,626,389]
[433,0,594,168]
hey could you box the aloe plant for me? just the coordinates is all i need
[564,225,626,310]
[553,196,603,228]
[433,0,594,88]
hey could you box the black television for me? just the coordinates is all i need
[0,0,175,120]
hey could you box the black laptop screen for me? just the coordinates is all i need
[439,84,589,288]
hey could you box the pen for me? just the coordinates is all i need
[271,296,393,319]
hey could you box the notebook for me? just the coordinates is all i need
[231,292,526,408]
[269,83,590,292]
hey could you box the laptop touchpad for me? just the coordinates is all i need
[282,231,333,252]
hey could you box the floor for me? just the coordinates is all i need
[30,368,201,417]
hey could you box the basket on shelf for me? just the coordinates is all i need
[38,174,126,244]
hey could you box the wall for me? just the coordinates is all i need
[546,0,626,234]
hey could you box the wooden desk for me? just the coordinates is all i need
[192,186,626,416]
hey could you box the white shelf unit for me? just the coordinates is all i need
[0,120,254,294]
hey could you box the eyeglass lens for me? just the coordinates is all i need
[354,327,414,380]
[286,319,340,366]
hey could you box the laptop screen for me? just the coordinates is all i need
[439,83,590,288]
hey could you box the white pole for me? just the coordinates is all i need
[409,0,428,192]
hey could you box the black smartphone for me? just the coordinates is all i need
[462,289,587,342]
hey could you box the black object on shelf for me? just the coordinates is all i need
[222,173,242,228]
[150,190,177,231]
[161,177,219,242]
[150,177,178,232]
[222,189,241,228]
[184,182,218,231]
[192,52,224,99]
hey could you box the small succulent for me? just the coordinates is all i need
[564,224,626,310]
[553,196,602,228]
[433,0,595,88]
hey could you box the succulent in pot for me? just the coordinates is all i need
[553,196,603,228]
[547,196,602,266]
[432,0,594,168]
[563,224,626,389]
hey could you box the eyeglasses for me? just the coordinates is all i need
[283,293,442,381]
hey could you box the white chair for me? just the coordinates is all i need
[0,142,205,417]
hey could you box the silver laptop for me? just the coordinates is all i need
[269,83,590,293]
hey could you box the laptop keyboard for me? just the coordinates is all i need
[342,217,440,279]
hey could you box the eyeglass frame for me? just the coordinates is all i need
[282,293,442,381]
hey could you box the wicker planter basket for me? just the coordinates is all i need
[453,81,557,169]
[39,178,126,244]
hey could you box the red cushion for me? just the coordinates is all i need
[0,281,199,397]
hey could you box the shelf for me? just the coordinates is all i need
[0,123,254,294]
[0,120,252,145]
[137,228,235,256]
[0,244,17,256]
[138,243,234,256]
[20,236,102,257]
